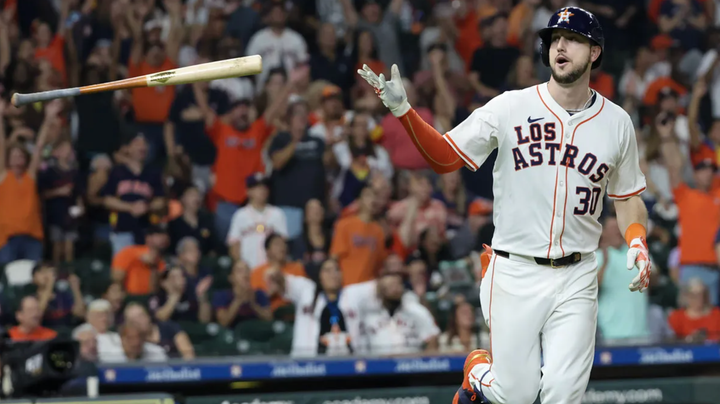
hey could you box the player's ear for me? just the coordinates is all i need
[591,45,602,64]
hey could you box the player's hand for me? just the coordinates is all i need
[627,237,651,293]
[357,64,411,117]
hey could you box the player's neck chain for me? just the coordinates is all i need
[565,89,596,115]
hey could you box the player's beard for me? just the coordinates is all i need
[551,53,591,85]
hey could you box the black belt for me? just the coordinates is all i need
[493,249,583,268]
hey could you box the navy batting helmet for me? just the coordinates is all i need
[538,7,604,69]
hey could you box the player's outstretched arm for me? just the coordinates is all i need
[357,64,465,173]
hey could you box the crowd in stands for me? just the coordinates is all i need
[0,0,720,363]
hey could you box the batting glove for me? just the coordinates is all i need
[627,237,651,293]
[357,64,411,117]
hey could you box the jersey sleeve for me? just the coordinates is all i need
[408,301,441,342]
[284,274,315,303]
[607,119,647,199]
[443,94,504,171]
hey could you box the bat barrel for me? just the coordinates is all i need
[12,88,81,107]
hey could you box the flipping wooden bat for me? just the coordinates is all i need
[11,55,263,107]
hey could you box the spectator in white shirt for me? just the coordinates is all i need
[72,323,99,363]
[268,258,359,357]
[76,299,115,337]
[97,324,167,363]
[356,272,440,356]
[227,174,288,268]
[245,1,308,92]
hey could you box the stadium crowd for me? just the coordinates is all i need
[0,0,719,363]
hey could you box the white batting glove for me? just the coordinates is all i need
[357,64,411,117]
[627,237,652,293]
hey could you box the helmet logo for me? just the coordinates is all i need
[557,10,574,23]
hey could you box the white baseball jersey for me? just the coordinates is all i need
[227,205,288,269]
[445,83,645,258]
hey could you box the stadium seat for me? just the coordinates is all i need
[202,255,233,290]
[236,339,271,356]
[72,258,111,297]
[273,304,296,322]
[4,260,35,286]
[234,319,276,342]
[268,322,294,354]
[200,330,241,356]
[177,321,223,344]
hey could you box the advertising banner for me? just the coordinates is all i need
[185,377,720,404]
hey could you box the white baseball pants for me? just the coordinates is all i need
[471,251,598,404]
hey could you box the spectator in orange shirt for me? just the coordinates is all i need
[0,99,58,264]
[251,233,307,311]
[590,68,616,100]
[331,185,387,286]
[32,0,70,85]
[668,278,720,342]
[196,66,306,243]
[125,1,182,162]
[9,296,58,342]
[111,225,168,296]
[659,113,720,305]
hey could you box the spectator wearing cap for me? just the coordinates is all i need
[251,233,307,311]
[355,271,439,355]
[149,265,212,324]
[342,0,405,76]
[309,84,349,144]
[596,213,653,343]
[227,174,288,269]
[111,225,168,296]
[332,111,394,207]
[660,112,720,305]
[331,185,387,286]
[8,295,58,342]
[125,0,182,162]
[101,132,166,256]
[195,66,301,244]
[469,12,519,98]
[27,262,85,328]
[168,186,217,255]
[245,1,308,91]
[310,22,354,92]
[165,59,231,196]
[39,136,82,264]
[0,99,56,265]
[658,0,707,51]
[642,50,689,108]
[269,98,329,240]
[668,278,720,342]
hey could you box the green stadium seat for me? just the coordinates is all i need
[72,258,111,297]
[273,304,296,322]
[54,326,74,339]
[236,339,271,356]
[177,321,223,344]
[267,322,293,355]
[200,330,240,356]
[234,319,275,342]
[203,256,233,290]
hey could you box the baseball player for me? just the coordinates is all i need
[357,7,652,404]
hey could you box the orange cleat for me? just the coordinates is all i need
[453,349,492,404]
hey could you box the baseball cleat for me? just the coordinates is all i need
[453,349,492,403]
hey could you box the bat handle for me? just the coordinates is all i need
[11,88,81,107]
